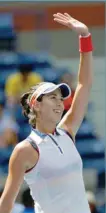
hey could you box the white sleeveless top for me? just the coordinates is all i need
[24,128,91,213]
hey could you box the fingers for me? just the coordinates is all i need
[53,13,76,22]
[64,13,71,18]
[53,18,68,26]
[53,12,75,29]
[53,13,69,21]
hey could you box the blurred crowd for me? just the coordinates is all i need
[0,54,105,213]
[0,11,105,213]
[0,57,76,174]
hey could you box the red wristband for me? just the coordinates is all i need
[79,33,93,53]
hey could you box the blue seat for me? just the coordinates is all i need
[0,146,13,164]
[0,90,6,104]
[76,138,105,158]
[33,60,52,70]
[0,52,18,69]
[22,207,35,213]
[32,52,53,70]
[0,13,13,29]
[83,158,105,171]
[34,68,63,84]
[18,124,31,141]
[18,52,53,70]
[18,53,36,66]
[15,105,28,125]
[98,204,105,213]
[76,118,95,139]
[0,146,14,174]
[0,30,16,39]
[14,105,31,140]
[1,68,17,74]
[98,169,105,188]
[34,51,53,67]
[0,13,16,39]
[42,68,62,83]
[0,70,11,89]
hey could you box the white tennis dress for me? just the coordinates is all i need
[24,128,91,213]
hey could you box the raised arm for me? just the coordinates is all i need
[54,13,93,137]
[0,142,38,213]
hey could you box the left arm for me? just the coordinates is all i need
[59,51,93,138]
[54,13,93,137]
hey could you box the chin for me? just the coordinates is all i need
[52,117,61,125]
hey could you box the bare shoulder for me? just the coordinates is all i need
[11,139,39,171]
[0,140,38,209]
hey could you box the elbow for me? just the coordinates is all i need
[78,80,92,89]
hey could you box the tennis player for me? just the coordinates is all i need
[0,13,93,213]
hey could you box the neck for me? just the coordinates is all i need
[35,121,56,134]
[21,74,29,82]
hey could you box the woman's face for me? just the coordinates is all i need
[36,89,64,125]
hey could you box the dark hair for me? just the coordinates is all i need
[19,63,33,73]
[20,82,45,128]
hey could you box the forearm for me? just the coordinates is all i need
[78,51,93,86]
[78,32,93,86]
[0,199,13,213]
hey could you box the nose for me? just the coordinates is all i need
[56,98,64,109]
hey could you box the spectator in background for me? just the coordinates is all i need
[21,188,35,213]
[5,63,43,109]
[0,92,19,174]
[0,92,19,148]
[59,71,76,115]
[86,191,100,213]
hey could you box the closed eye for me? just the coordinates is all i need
[50,95,64,102]
[60,97,64,101]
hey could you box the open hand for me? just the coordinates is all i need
[53,13,89,36]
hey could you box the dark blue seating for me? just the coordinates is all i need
[15,105,28,125]
[0,13,13,28]
[17,53,37,66]
[0,30,16,39]
[33,67,64,84]
[33,51,53,69]
[41,68,62,84]
[18,124,31,141]
[98,167,105,188]
[98,204,105,213]
[76,118,95,140]
[76,138,105,158]
[0,13,16,39]
[0,70,11,89]
[0,13,16,51]
[0,146,14,174]
[0,90,6,104]
[0,52,18,69]
[14,105,31,141]
[83,158,105,171]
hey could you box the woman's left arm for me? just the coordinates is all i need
[60,50,93,138]
[54,13,93,137]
